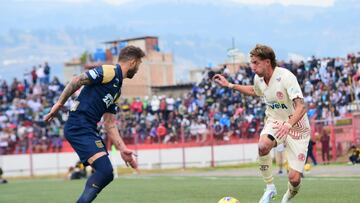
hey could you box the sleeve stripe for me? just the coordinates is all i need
[101,65,116,84]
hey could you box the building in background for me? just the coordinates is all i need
[64,36,175,97]
[188,48,248,84]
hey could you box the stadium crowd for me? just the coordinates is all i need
[1,53,360,155]
[0,62,66,155]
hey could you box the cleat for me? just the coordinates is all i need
[259,185,277,203]
[281,193,291,203]
[281,189,295,203]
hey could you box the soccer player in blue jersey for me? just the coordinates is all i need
[44,45,145,203]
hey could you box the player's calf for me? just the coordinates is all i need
[281,170,302,203]
[77,155,114,203]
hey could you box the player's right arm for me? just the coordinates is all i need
[213,74,257,96]
[57,73,92,105]
[103,113,139,171]
[44,73,91,122]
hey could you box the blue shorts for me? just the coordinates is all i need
[64,122,108,166]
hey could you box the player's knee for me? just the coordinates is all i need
[106,169,114,184]
[92,156,114,185]
[258,143,271,156]
[101,164,114,184]
[288,171,301,187]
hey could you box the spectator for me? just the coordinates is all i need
[189,119,200,142]
[213,121,224,140]
[68,161,87,180]
[4,51,360,155]
[0,167,8,184]
[163,122,176,144]
[43,62,51,85]
[156,122,167,143]
[0,128,9,155]
[197,120,208,143]
[275,143,286,175]
[320,130,331,164]
[36,65,45,85]
[31,66,38,85]
[306,138,317,166]
[348,145,360,164]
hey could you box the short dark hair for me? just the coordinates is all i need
[250,44,276,69]
[118,45,145,62]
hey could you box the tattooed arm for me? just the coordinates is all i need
[288,97,307,126]
[103,113,138,170]
[57,73,92,105]
[274,97,307,139]
[103,113,126,151]
[44,73,91,122]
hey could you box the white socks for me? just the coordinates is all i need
[259,154,274,184]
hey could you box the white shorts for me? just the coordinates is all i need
[261,119,310,173]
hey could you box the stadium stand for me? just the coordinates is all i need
[1,53,360,157]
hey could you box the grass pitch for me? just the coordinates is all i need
[0,174,359,203]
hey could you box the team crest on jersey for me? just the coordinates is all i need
[95,140,104,148]
[276,77,281,82]
[276,91,284,100]
[298,153,305,161]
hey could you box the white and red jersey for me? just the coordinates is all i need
[253,67,310,132]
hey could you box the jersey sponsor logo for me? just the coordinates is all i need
[89,69,98,79]
[267,102,288,109]
[276,91,284,100]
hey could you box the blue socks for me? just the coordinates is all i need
[77,155,114,203]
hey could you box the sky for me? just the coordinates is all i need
[0,0,359,82]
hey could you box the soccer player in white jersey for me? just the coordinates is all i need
[213,44,310,203]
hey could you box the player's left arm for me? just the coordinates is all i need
[287,97,307,126]
[103,113,138,171]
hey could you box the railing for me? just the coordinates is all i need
[310,112,360,163]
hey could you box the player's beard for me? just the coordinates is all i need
[127,66,138,78]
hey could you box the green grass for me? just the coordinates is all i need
[0,175,359,203]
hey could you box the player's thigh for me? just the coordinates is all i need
[65,131,108,165]
[285,135,310,173]
[88,151,108,165]
[259,121,278,153]
[260,119,284,145]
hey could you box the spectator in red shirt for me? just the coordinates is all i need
[130,97,143,119]
[156,122,167,143]
[31,66,37,85]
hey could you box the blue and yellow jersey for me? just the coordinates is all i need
[67,64,123,130]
